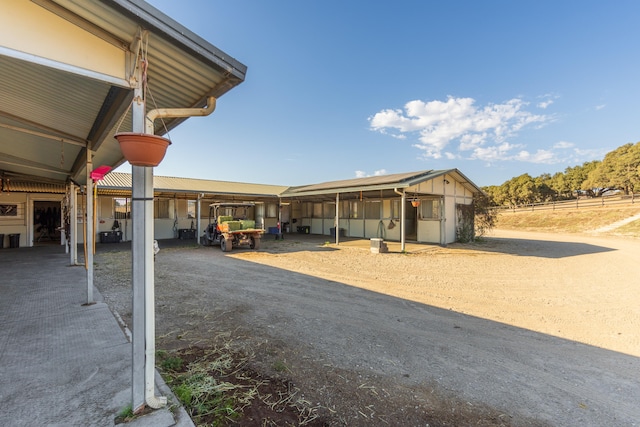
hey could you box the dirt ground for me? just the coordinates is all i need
[94,229,640,426]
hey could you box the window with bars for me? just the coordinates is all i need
[324,202,336,219]
[154,199,171,219]
[266,203,277,218]
[113,198,130,219]
[349,200,362,219]
[419,199,441,219]
[365,200,381,219]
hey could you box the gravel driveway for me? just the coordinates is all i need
[94,230,640,426]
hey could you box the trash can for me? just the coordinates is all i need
[178,229,196,239]
[330,227,345,237]
[8,233,20,248]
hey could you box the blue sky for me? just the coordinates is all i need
[128,0,640,187]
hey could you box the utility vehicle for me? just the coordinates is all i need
[201,202,263,252]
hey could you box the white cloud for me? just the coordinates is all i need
[537,100,554,109]
[553,141,574,149]
[513,149,557,164]
[355,169,388,178]
[369,96,551,161]
[537,93,559,109]
[471,142,521,162]
[595,104,606,110]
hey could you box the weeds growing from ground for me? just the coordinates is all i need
[156,343,325,426]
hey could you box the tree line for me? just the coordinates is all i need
[482,142,640,207]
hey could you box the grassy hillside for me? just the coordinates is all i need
[495,205,640,237]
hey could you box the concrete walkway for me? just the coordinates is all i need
[0,244,193,427]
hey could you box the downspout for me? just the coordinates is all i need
[394,188,406,252]
[141,97,217,410]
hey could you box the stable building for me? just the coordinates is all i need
[0,169,481,250]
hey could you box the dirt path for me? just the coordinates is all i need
[95,231,640,426]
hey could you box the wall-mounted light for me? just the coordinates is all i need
[444,179,450,184]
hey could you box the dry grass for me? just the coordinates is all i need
[496,205,640,235]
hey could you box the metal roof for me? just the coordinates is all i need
[281,169,484,199]
[0,0,246,187]
[98,172,288,199]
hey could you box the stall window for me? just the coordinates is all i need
[154,199,171,219]
[419,199,441,219]
[312,203,323,218]
[383,200,401,219]
[187,200,196,218]
[349,200,362,219]
[391,200,400,219]
[324,202,336,219]
[339,200,349,219]
[365,200,381,219]
[266,203,277,218]
[113,198,131,219]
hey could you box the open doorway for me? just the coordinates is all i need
[34,201,61,245]
[405,200,417,241]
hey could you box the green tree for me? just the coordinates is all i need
[584,143,640,194]
[505,174,537,206]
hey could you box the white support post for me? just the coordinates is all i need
[440,196,447,246]
[196,194,202,244]
[70,182,78,266]
[335,193,339,245]
[85,150,94,303]
[400,191,406,252]
[131,73,146,413]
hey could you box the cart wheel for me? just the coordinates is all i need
[250,236,261,250]
[220,236,232,252]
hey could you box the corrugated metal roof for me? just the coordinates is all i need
[98,172,288,197]
[0,0,246,186]
[2,179,66,194]
[281,169,484,199]
[283,170,449,196]
[285,170,435,193]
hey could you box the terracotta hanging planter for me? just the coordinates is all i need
[411,200,421,207]
[114,132,171,167]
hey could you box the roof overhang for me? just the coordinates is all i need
[0,0,246,187]
[280,169,484,201]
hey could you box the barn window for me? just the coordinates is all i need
[349,200,362,219]
[419,199,440,219]
[365,200,381,219]
[312,203,323,218]
[154,199,171,219]
[324,202,336,218]
[113,198,130,219]
[266,203,278,218]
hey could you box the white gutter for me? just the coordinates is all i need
[145,97,217,130]
[141,96,216,409]
[394,188,406,252]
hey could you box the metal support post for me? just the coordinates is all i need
[85,150,94,303]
